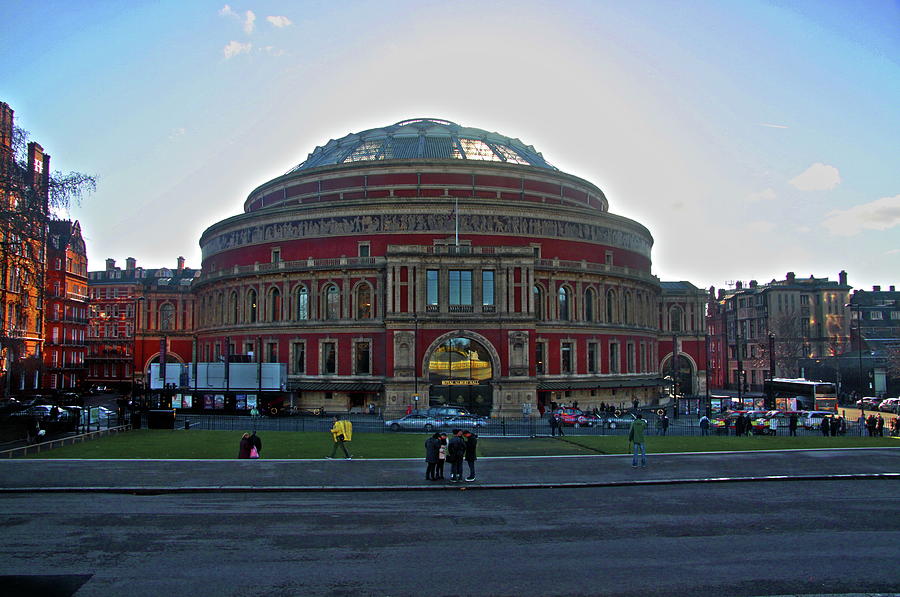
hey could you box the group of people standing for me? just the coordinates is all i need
[237,431,262,458]
[860,413,888,436]
[820,414,847,436]
[425,429,477,482]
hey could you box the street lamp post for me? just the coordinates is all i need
[845,302,865,398]
[767,332,776,409]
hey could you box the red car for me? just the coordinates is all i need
[551,408,596,427]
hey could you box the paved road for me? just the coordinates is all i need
[1,479,898,596]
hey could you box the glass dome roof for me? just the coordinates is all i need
[288,118,557,173]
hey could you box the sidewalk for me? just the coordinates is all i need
[1,447,898,493]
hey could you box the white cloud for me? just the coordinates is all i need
[243,10,256,34]
[223,40,252,59]
[218,4,236,18]
[169,127,186,140]
[760,123,788,129]
[886,248,900,255]
[747,187,776,202]
[260,46,286,57]
[266,15,292,28]
[789,162,841,191]
[745,220,776,234]
[822,194,900,236]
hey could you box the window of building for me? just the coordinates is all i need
[609,342,620,374]
[640,342,647,372]
[358,242,370,257]
[670,306,683,332]
[266,342,278,363]
[426,270,439,306]
[587,342,598,373]
[870,311,883,320]
[292,341,306,374]
[247,289,258,323]
[325,284,340,319]
[533,285,544,320]
[623,291,631,323]
[271,248,281,263]
[535,341,546,374]
[561,342,573,374]
[449,270,472,305]
[268,287,281,322]
[356,284,372,319]
[244,342,255,361]
[295,286,308,320]
[605,250,613,265]
[230,291,238,323]
[322,341,337,374]
[585,288,595,322]
[558,286,570,321]
[626,342,635,373]
[482,270,494,306]
[606,289,617,323]
[800,294,809,305]
[354,341,371,374]
[890,311,900,320]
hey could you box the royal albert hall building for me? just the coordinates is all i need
[195,118,688,417]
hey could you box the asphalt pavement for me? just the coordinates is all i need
[2,447,898,493]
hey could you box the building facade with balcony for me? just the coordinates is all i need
[42,220,88,390]
[706,271,851,394]
[194,118,690,416]
[87,257,198,393]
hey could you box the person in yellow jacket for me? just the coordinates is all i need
[328,415,353,459]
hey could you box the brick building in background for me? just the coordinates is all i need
[43,220,89,390]
[86,257,198,394]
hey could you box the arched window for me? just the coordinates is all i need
[159,303,175,331]
[606,289,617,323]
[247,289,258,323]
[533,285,544,321]
[325,284,340,320]
[216,293,224,325]
[670,306,683,332]
[584,288,595,322]
[558,286,570,321]
[295,286,308,320]
[623,291,632,324]
[230,291,238,324]
[268,287,281,322]
[356,284,372,319]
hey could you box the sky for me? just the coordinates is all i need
[2,0,898,293]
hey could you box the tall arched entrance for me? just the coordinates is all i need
[426,335,495,416]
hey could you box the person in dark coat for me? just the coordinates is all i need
[743,414,753,436]
[829,416,838,437]
[238,432,252,458]
[447,429,466,482]
[660,414,670,436]
[734,414,744,437]
[867,414,877,437]
[424,432,440,480]
[435,433,447,479]
[549,413,559,436]
[789,413,798,436]
[250,431,262,457]
[820,416,830,437]
[463,430,478,482]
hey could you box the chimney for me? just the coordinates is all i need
[873,285,881,292]
[735,281,743,290]
[0,102,13,179]
[786,272,796,283]
[749,280,758,288]
[177,256,185,272]
[718,289,725,299]
[839,270,847,286]
[890,286,896,292]
[126,257,136,270]
[105,258,116,271]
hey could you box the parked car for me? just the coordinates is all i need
[711,410,768,434]
[551,408,597,427]
[595,411,637,429]
[878,398,900,413]
[384,414,444,432]
[801,411,836,430]
[751,411,804,435]
[441,414,488,429]
[855,397,882,410]
[424,406,477,419]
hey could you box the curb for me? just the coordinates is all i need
[2,472,897,494]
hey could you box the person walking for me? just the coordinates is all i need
[660,413,669,436]
[875,415,885,437]
[435,432,447,479]
[768,416,778,436]
[249,430,262,458]
[424,432,440,480]
[699,414,710,436]
[463,429,478,482]
[238,432,252,459]
[820,416,830,437]
[734,414,744,437]
[327,415,353,460]
[628,411,648,468]
[447,429,466,482]
[789,413,798,437]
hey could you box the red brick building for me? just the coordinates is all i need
[194,118,702,416]
[43,220,89,390]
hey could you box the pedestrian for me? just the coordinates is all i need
[405,404,413,415]
[699,414,710,436]
[768,416,778,436]
[875,415,884,437]
[789,413,798,437]
[866,414,876,437]
[549,413,562,436]
[447,429,466,482]
[463,429,478,482]
[820,416,830,437]
[628,411,648,468]
[327,415,353,459]
[435,433,447,479]
[26,418,42,444]
[238,432,252,458]
[857,413,866,436]
[743,414,753,436]
[424,432,440,480]
[734,414,744,437]
[537,403,545,418]
[250,430,262,458]
[829,415,838,437]
[250,405,259,418]
[660,414,669,436]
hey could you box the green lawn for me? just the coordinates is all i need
[24,429,899,459]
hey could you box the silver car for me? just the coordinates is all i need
[384,414,444,432]
[441,414,488,429]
